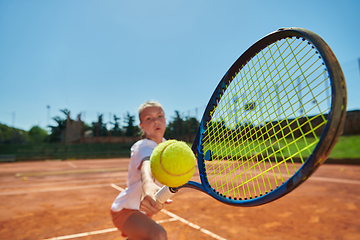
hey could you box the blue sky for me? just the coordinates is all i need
[0,0,359,131]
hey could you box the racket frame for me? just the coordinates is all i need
[164,28,347,206]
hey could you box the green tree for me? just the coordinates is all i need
[124,112,136,136]
[164,111,199,140]
[48,109,69,143]
[0,123,11,144]
[111,115,123,136]
[91,114,108,137]
[185,117,199,135]
[27,126,48,144]
[0,123,26,144]
[165,111,182,139]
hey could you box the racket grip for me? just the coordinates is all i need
[155,186,176,203]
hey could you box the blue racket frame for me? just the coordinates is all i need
[179,27,347,207]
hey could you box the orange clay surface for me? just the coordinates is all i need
[0,158,360,240]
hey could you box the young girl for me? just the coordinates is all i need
[110,101,170,240]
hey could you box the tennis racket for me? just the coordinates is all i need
[155,27,347,207]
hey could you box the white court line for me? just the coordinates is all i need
[310,176,360,184]
[66,161,77,168]
[44,219,179,240]
[44,183,226,240]
[161,209,226,240]
[44,228,118,240]
[156,218,178,224]
[0,183,110,196]
[2,174,357,197]
[110,183,226,240]
[0,177,126,190]
[110,183,125,192]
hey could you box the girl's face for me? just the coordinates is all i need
[139,106,166,144]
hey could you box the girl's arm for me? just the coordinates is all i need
[139,159,164,216]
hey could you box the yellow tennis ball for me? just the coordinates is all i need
[150,140,196,188]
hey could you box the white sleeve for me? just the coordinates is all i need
[130,141,157,170]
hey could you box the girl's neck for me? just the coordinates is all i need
[147,136,162,145]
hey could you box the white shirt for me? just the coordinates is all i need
[111,138,164,212]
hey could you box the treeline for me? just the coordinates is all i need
[164,111,199,140]
[0,109,199,144]
[0,123,47,144]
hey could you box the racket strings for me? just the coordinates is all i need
[202,37,332,200]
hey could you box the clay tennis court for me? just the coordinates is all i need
[0,158,359,240]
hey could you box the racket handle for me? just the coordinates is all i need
[155,186,177,203]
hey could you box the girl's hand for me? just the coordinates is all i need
[139,187,173,216]
[139,195,163,216]
[140,181,163,216]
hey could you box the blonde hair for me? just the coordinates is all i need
[138,101,164,122]
[138,101,164,139]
